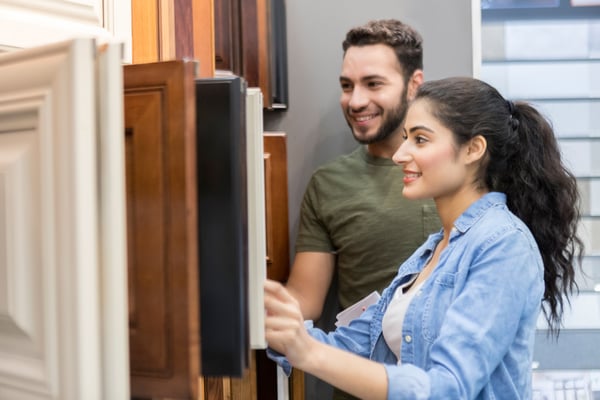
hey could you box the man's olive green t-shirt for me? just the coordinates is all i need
[296,145,440,310]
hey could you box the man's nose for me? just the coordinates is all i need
[348,87,369,110]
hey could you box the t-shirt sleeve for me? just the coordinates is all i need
[295,175,335,253]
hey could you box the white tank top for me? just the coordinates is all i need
[382,276,424,363]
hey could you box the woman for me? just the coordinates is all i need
[265,77,584,399]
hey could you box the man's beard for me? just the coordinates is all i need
[350,91,409,145]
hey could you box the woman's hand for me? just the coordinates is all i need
[264,279,315,369]
[264,280,389,400]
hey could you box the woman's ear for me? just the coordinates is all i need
[465,135,487,164]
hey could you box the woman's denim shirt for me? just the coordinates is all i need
[270,192,544,399]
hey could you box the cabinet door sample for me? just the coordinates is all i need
[196,76,249,377]
[124,60,200,399]
[0,38,128,400]
[246,88,267,350]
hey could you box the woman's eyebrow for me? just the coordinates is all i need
[408,125,435,134]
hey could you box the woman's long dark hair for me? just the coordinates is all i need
[415,77,584,335]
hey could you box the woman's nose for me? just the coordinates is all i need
[392,142,410,165]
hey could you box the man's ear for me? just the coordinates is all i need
[407,70,424,101]
[465,135,487,164]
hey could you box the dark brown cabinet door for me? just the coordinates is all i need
[214,0,288,110]
[124,60,200,399]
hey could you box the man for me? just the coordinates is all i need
[286,19,440,325]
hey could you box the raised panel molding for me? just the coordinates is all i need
[0,38,128,400]
[0,0,132,62]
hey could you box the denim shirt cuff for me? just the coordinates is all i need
[265,348,292,376]
[265,320,316,377]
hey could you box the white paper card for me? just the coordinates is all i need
[335,291,381,327]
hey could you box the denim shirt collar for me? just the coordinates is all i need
[453,192,506,234]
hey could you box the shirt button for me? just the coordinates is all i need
[404,335,412,343]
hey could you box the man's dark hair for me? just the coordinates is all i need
[342,19,423,82]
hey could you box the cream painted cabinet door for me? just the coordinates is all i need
[0,0,132,62]
[0,38,129,400]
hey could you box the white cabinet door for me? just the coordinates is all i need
[246,87,267,350]
[0,38,129,400]
[0,0,132,62]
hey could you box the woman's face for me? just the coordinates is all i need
[392,99,472,203]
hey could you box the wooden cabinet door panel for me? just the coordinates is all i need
[124,60,200,399]
[263,132,289,282]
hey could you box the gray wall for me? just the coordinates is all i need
[264,0,479,257]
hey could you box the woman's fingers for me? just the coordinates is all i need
[264,281,301,324]
[264,279,308,358]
